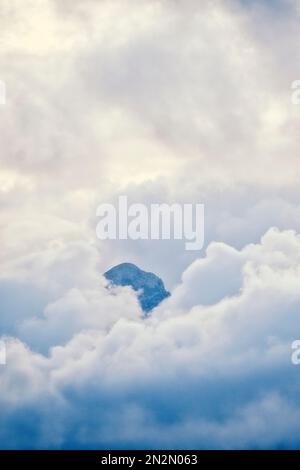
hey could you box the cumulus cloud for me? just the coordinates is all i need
[1,229,300,449]
[1,0,300,450]
[1,0,300,284]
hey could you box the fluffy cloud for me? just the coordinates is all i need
[1,0,300,286]
[1,0,300,450]
[1,229,300,449]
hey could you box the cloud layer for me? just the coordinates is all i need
[1,0,300,449]
[1,228,300,449]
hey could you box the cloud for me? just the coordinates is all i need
[165,227,300,310]
[1,0,300,288]
[1,229,300,449]
[1,0,300,450]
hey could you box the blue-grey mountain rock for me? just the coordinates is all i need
[104,263,170,313]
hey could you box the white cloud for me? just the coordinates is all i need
[1,0,300,449]
[1,229,300,448]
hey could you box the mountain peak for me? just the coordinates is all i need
[104,263,170,313]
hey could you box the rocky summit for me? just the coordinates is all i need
[104,263,170,313]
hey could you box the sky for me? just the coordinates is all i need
[1,0,300,449]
